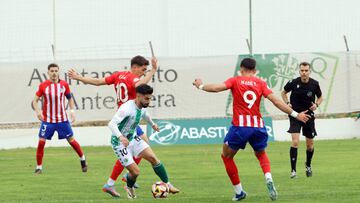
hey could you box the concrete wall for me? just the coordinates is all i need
[1,118,359,150]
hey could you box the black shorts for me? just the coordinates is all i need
[287,116,317,139]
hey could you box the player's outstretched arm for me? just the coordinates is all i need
[192,79,228,92]
[68,69,107,86]
[266,93,310,123]
[32,95,43,121]
[135,57,158,87]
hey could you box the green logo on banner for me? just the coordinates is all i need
[226,53,339,116]
[147,117,274,146]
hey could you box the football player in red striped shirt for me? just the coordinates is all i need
[193,58,310,201]
[32,63,87,174]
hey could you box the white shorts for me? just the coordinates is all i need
[112,136,149,167]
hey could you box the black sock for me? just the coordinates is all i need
[306,148,314,167]
[290,147,298,172]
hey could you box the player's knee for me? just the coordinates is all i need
[67,137,74,142]
[291,140,299,147]
[130,168,140,178]
[148,156,159,165]
[306,143,314,150]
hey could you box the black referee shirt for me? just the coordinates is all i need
[284,77,322,112]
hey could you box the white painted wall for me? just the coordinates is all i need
[273,118,360,141]
[1,119,359,150]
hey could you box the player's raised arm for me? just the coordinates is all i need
[68,69,107,86]
[135,57,158,87]
[192,78,228,92]
[266,93,310,123]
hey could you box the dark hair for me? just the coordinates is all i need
[136,84,153,95]
[240,58,256,70]
[131,55,149,66]
[299,62,311,68]
[48,63,59,70]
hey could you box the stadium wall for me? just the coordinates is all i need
[0,52,359,124]
[0,118,359,150]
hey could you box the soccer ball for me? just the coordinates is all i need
[151,181,169,198]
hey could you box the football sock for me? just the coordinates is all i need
[80,155,86,161]
[306,148,314,167]
[255,151,271,174]
[36,140,46,166]
[221,154,240,185]
[233,183,243,194]
[290,147,298,171]
[265,172,273,181]
[110,160,124,181]
[69,139,84,157]
[153,162,169,183]
[110,157,140,181]
[107,178,116,186]
[126,173,137,188]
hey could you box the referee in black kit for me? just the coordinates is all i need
[281,62,323,178]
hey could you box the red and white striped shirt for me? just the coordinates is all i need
[225,76,272,128]
[36,80,71,123]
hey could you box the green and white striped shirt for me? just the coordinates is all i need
[108,100,154,145]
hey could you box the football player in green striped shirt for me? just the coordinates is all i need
[107,84,180,199]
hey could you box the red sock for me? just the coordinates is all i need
[36,140,46,166]
[110,160,124,181]
[134,156,142,165]
[110,157,141,181]
[69,139,84,157]
[221,154,240,185]
[255,151,271,174]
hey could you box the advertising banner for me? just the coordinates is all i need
[146,117,274,146]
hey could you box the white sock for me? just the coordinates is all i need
[265,172,273,181]
[36,165,42,170]
[233,183,243,194]
[80,155,86,161]
[107,178,115,186]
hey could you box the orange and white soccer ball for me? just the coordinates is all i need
[151,181,169,198]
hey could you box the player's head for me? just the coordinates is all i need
[47,63,60,82]
[131,55,150,76]
[240,58,256,73]
[299,62,311,80]
[135,84,153,108]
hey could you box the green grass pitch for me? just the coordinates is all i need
[0,139,359,202]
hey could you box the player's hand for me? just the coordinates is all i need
[309,103,317,111]
[296,110,311,123]
[36,111,44,121]
[119,136,129,147]
[152,124,160,132]
[68,69,81,80]
[69,110,76,123]
[192,79,203,88]
[151,57,158,71]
